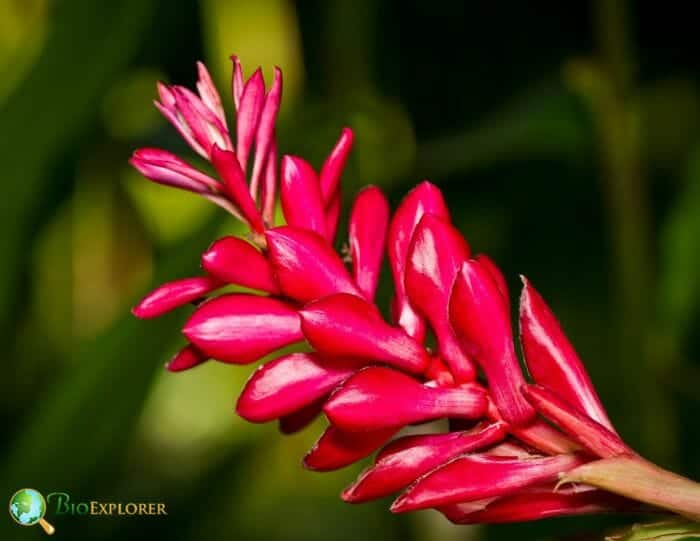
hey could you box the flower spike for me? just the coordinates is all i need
[131,55,700,527]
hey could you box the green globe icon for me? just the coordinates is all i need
[9,488,55,535]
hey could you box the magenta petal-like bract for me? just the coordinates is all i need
[132,276,221,319]
[130,148,220,193]
[522,384,630,458]
[280,156,327,237]
[196,61,227,126]
[166,344,208,372]
[303,426,397,472]
[170,86,231,155]
[300,294,430,374]
[183,294,302,364]
[449,260,534,425]
[231,55,244,110]
[319,128,354,203]
[279,398,325,434]
[349,186,390,300]
[236,68,265,171]
[236,353,358,422]
[475,254,510,312]
[388,181,450,341]
[201,236,279,293]
[519,277,615,431]
[406,214,474,381]
[261,139,277,225]
[343,422,507,502]
[250,67,282,197]
[265,227,362,302]
[324,366,487,432]
[510,421,581,456]
[391,452,586,512]
[210,145,265,233]
[441,486,633,524]
[325,188,342,242]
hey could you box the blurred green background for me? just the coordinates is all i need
[1,0,699,539]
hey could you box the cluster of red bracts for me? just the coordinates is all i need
[131,58,644,524]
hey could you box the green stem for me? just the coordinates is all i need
[561,455,700,522]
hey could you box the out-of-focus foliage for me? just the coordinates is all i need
[0,1,699,541]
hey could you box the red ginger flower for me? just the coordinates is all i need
[131,57,700,525]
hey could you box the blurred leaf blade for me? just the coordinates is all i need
[0,0,155,344]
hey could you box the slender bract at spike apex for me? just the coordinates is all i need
[171,85,232,154]
[155,84,208,158]
[303,425,397,472]
[299,294,430,374]
[449,260,534,425]
[343,422,507,502]
[236,68,265,171]
[320,127,354,203]
[406,214,475,381]
[388,180,450,341]
[265,227,362,302]
[132,276,222,319]
[349,186,390,301]
[280,156,327,237]
[183,294,303,364]
[236,353,358,422]
[196,61,227,126]
[324,366,487,432]
[519,276,616,431]
[201,236,279,293]
[130,148,220,193]
[231,55,244,110]
[250,66,282,198]
[521,384,631,458]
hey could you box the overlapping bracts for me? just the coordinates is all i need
[131,57,653,523]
